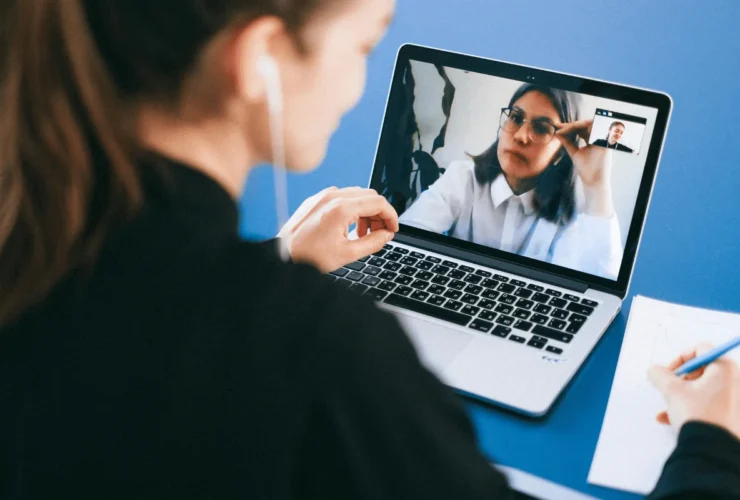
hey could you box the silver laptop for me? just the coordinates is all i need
[329,44,672,416]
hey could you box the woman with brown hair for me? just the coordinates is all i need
[0,1,739,499]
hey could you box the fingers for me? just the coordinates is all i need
[656,411,671,425]
[555,133,580,159]
[331,195,399,232]
[357,218,369,238]
[666,343,714,379]
[556,119,593,142]
[648,365,681,396]
[344,230,395,262]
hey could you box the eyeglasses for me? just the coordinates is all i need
[499,108,559,144]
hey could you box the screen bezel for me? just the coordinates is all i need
[369,44,672,297]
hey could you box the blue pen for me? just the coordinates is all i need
[674,336,740,376]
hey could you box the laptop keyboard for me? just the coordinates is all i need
[327,243,600,355]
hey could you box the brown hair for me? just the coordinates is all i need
[0,0,340,327]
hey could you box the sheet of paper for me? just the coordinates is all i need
[588,295,740,495]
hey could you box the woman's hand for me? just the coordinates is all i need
[648,343,740,440]
[277,186,399,273]
[555,120,615,218]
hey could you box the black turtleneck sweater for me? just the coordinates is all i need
[1,155,739,499]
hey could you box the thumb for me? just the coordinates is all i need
[344,230,394,262]
[648,365,681,397]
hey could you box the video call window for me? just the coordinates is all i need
[588,109,647,155]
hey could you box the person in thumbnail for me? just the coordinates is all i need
[400,84,623,280]
[593,121,634,152]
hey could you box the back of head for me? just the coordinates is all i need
[0,0,343,327]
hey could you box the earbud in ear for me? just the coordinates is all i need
[257,55,278,80]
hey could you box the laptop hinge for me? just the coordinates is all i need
[393,233,589,294]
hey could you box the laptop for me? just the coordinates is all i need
[329,44,672,416]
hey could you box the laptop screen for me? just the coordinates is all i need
[373,51,667,287]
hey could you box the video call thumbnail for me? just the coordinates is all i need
[588,109,647,154]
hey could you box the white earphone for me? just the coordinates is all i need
[257,55,289,234]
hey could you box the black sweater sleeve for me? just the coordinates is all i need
[648,422,740,499]
[293,289,514,500]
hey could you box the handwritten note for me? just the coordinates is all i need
[588,295,740,495]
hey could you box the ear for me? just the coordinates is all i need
[227,17,286,103]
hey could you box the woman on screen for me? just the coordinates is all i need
[400,84,623,280]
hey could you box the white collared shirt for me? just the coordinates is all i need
[399,160,623,280]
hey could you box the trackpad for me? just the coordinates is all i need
[394,313,472,380]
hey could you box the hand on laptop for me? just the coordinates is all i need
[648,343,740,440]
[556,119,615,219]
[277,186,399,273]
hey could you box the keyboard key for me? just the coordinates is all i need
[363,266,381,277]
[365,289,388,301]
[346,261,366,271]
[527,284,544,292]
[464,284,483,295]
[368,257,385,267]
[449,280,466,291]
[383,244,393,250]
[552,309,569,320]
[400,256,418,266]
[394,285,413,297]
[394,275,413,286]
[531,314,549,325]
[494,274,509,282]
[514,288,533,298]
[548,319,567,330]
[475,269,492,278]
[510,279,526,287]
[509,334,526,343]
[374,249,387,258]
[350,283,369,294]
[383,262,401,272]
[533,304,552,314]
[326,275,337,282]
[514,320,533,331]
[564,294,580,302]
[411,290,430,302]
[384,294,471,326]
[411,280,429,290]
[395,248,409,255]
[549,297,567,309]
[444,289,463,300]
[469,319,494,333]
[432,265,451,276]
[498,283,516,294]
[532,292,550,304]
[347,271,364,282]
[500,294,517,305]
[379,270,397,281]
[496,315,515,327]
[362,276,381,287]
[425,255,442,264]
[378,281,396,292]
[449,270,466,280]
[546,346,563,355]
[400,266,417,277]
[416,271,434,281]
[461,294,479,305]
[426,295,446,307]
[337,278,352,288]
[428,284,445,295]
[570,314,587,324]
[482,278,499,288]
[527,338,546,349]
[482,289,500,300]
[515,299,534,310]
[442,260,458,268]
[359,256,369,262]
[444,300,463,312]
[415,260,434,271]
[462,305,481,316]
[545,289,562,297]
[513,309,531,320]
[567,302,595,316]
[479,311,497,321]
[566,322,583,334]
[582,299,599,307]
[459,265,475,273]
[330,268,349,277]
[492,325,511,338]
[463,274,483,285]
[532,325,573,344]
[494,303,513,314]
[410,251,425,259]
[385,252,402,262]
[478,299,496,310]
[431,275,450,286]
